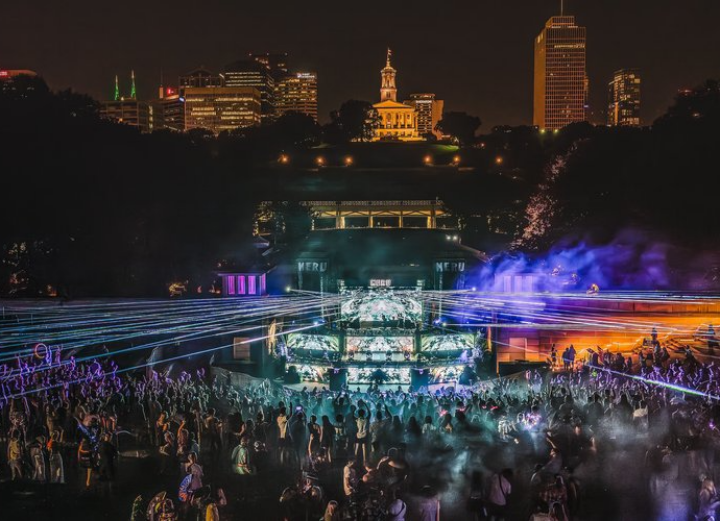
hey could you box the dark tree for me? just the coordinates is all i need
[323,100,378,143]
[655,79,720,125]
[436,112,482,145]
[270,111,321,148]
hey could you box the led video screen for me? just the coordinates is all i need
[430,366,466,383]
[420,334,474,352]
[347,367,411,384]
[340,290,423,323]
[346,336,414,353]
[296,364,327,382]
[287,334,340,352]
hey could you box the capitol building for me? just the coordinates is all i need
[372,50,425,142]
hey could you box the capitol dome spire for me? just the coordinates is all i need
[380,48,397,102]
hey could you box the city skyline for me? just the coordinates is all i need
[1,1,719,129]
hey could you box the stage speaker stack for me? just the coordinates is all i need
[411,368,430,392]
[284,366,301,385]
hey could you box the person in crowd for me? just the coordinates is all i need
[8,430,24,480]
[699,478,720,521]
[417,485,441,521]
[98,432,118,482]
[29,435,47,482]
[231,435,254,475]
[185,451,204,495]
[319,415,335,463]
[343,457,358,498]
[276,406,292,466]
[487,469,513,521]
[48,432,65,483]
[78,437,96,488]
[386,492,408,521]
[322,499,340,521]
[355,407,370,464]
[5,337,720,521]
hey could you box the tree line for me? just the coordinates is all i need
[1,75,719,296]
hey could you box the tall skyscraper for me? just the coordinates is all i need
[533,14,587,130]
[223,59,276,119]
[248,52,289,79]
[275,72,318,121]
[607,69,641,126]
[183,86,261,134]
[405,93,444,139]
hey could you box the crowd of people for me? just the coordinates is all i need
[2,336,720,520]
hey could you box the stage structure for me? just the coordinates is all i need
[277,288,481,386]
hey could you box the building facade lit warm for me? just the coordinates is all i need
[405,93,444,139]
[153,86,185,132]
[223,59,276,119]
[275,72,318,121]
[372,49,421,142]
[183,86,261,134]
[0,69,39,94]
[0,69,38,80]
[101,72,154,132]
[248,52,290,79]
[607,68,641,126]
[533,15,587,130]
[101,100,154,132]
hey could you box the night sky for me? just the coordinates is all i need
[1,1,718,128]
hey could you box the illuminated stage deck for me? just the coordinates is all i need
[276,289,720,386]
[1,291,718,389]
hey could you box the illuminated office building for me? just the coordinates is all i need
[405,93,444,139]
[533,15,587,130]
[223,59,275,119]
[101,72,154,132]
[0,69,39,94]
[248,52,289,79]
[183,86,261,134]
[101,100,153,132]
[153,86,185,132]
[275,72,318,121]
[372,49,421,142]
[607,69,641,126]
[0,69,38,81]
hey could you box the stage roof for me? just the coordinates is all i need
[292,228,487,266]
